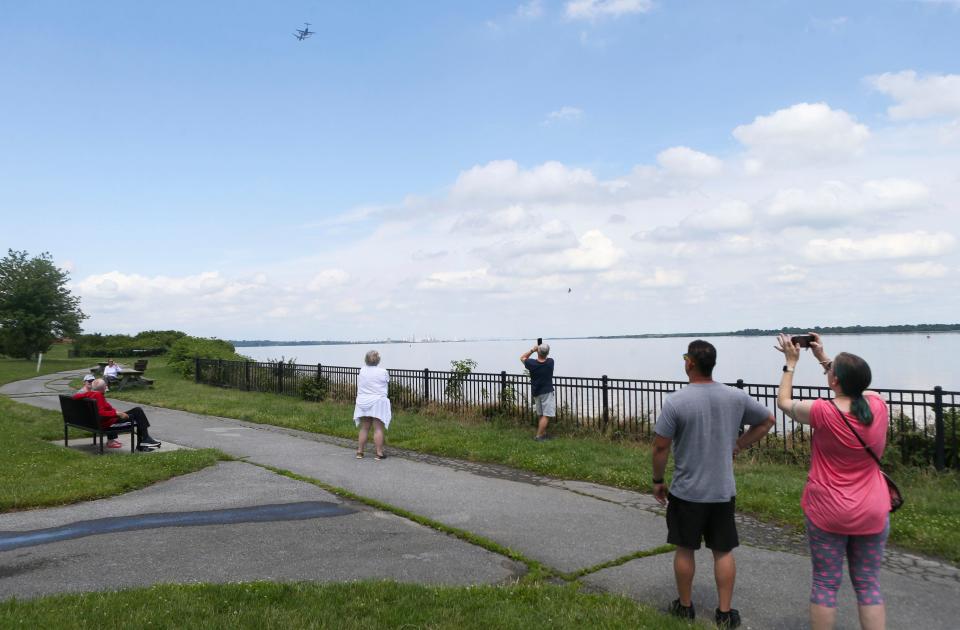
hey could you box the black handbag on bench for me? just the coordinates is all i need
[830,400,904,513]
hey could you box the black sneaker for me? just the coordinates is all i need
[668,599,695,620]
[140,438,161,447]
[715,608,741,628]
[136,445,159,453]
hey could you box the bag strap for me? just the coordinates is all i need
[829,399,883,467]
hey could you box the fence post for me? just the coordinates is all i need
[277,361,283,395]
[245,361,251,391]
[735,379,744,389]
[602,375,609,432]
[194,357,200,384]
[500,370,507,409]
[423,368,430,404]
[317,363,323,382]
[934,386,945,472]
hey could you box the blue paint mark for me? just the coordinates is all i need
[0,501,355,552]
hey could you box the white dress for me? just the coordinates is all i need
[353,366,392,428]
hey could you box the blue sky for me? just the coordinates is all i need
[3,1,960,339]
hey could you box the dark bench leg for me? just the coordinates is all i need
[64,424,68,448]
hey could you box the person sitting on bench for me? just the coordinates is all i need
[73,379,161,450]
[102,359,121,384]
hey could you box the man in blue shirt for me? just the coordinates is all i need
[520,342,555,441]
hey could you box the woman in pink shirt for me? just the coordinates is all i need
[775,332,890,630]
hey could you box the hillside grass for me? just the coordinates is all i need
[0,347,226,512]
[0,581,694,630]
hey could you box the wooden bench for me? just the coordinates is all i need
[59,395,138,454]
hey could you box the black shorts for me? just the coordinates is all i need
[666,493,739,552]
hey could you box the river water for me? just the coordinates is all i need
[238,332,958,392]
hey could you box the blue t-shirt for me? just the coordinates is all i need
[524,358,554,396]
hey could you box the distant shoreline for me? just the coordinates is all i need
[231,323,960,347]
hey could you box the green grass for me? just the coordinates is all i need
[0,353,227,511]
[0,581,694,629]
[104,361,960,563]
[0,343,97,385]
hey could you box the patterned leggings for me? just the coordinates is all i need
[806,517,889,608]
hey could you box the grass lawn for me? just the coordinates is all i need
[0,581,694,630]
[0,348,227,512]
[108,362,960,563]
[0,343,97,385]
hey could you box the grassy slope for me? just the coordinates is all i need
[0,347,225,512]
[111,362,960,562]
[0,581,694,630]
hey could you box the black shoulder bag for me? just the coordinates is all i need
[830,400,904,513]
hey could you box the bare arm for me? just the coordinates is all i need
[737,416,775,451]
[775,333,815,425]
[651,434,671,505]
[519,346,537,365]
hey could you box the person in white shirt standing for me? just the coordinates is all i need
[354,350,391,461]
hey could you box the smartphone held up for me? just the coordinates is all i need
[791,334,813,348]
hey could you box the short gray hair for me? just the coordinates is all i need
[537,343,550,358]
[364,350,381,366]
[91,378,108,392]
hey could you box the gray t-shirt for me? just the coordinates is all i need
[654,382,771,503]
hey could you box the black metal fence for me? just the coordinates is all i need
[194,358,959,471]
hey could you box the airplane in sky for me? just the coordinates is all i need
[293,22,313,41]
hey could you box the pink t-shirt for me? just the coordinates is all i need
[801,395,889,535]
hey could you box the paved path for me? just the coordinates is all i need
[2,370,958,628]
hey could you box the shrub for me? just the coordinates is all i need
[299,376,330,402]
[444,358,477,402]
[168,337,249,377]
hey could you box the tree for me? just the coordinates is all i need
[0,249,86,359]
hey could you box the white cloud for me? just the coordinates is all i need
[307,269,349,290]
[565,0,654,20]
[733,102,870,166]
[451,160,600,200]
[418,268,500,292]
[656,146,723,178]
[772,265,808,284]
[558,229,624,271]
[543,106,583,125]
[867,71,960,120]
[516,0,544,19]
[637,200,753,241]
[600,267,685,287]
[765,178,930,226]
[805,231,955,262]
[895,261,949,278]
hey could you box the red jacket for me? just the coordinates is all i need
[72,391,119,429]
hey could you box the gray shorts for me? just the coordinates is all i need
[534,391,556,417]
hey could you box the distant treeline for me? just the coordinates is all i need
[596,323,960,340]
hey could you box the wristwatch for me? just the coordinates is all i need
[783,365,795,373]
[652,477,664,484]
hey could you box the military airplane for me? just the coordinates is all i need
[294,22,313,41]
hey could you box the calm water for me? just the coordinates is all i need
[239,333,959,392]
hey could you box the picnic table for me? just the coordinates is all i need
[113,369,148,391]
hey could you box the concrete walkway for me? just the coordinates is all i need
[2,370,958,628]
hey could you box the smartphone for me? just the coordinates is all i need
[537,338,543,346]
[791,335,813,348]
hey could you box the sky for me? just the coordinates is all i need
[2,1,960,341]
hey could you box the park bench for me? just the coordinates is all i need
[59,394,138,454]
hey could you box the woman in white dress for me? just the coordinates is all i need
[354,350,391,460]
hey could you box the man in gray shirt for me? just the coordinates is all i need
[652,340,774,628]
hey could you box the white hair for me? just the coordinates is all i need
[91,378,108,392]
[364,350,381,366]
[537,343,550,358]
